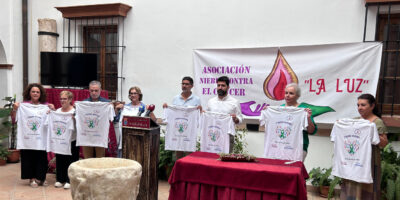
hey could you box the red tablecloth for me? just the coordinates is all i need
[45,88,117,160]
[168,152,308,200]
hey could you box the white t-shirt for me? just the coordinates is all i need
[75,101,115,148]
[46,111,75,155]
[16,103,49,150]
[56,108,76,141]
[200,112,235,154]
[260,106,308,161]
[331,118,380,183]
[163,105,200,152]
[118,103,146,149]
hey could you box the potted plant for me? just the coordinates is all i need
[1,96,19,163]
[233,128,248,154]
[0,106,11,164]
[308,167,341,199]
[158,136,176,180]
[0,146,10,166]
[380,144,400,200]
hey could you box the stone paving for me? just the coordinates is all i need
[0,162,334,200]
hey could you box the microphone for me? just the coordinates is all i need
[144,104,155,117]
[137,105,146,116]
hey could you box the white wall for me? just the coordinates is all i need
[0,0,23,104]
[123,0,368,116]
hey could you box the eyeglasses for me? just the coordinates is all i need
[181,83,192,86]
[129,92,139,96]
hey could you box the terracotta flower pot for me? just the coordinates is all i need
[319,185,330,198]
[7,149,20,163]
[0,158,6,166]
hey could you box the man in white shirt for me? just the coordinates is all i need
[206,76,243,152]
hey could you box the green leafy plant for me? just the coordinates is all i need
[0,146,10,160]
[233,128,248,154]
[381,144,400,200]
[158,136,176,180]
[0,96,16,149]
[308,167,341,199]
[0,109,11,143]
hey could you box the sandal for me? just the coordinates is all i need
[30,179,38,188]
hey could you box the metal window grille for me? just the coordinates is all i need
[364,2,400,116]
[62,17,126,100]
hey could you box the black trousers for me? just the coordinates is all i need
[20,149,48,181]
[56,141,80,183]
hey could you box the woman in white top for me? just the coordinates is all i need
[115,86,157,157]
[12,83,55,188]
[264,83,316,161]
[54,91,79,189]
[340,94,388,200]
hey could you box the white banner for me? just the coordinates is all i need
[193,42,382,124]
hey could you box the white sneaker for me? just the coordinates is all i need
[54,182,63,188]
[64,183,70,189]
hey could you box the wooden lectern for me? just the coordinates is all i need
[122,116,160,200]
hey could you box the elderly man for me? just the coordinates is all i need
[82,80,111,158]
[206,76,243,152]
[84,80,111,103]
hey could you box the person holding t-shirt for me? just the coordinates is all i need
[12,83,55,188]
[163,76,201,159]
[206,76,243,153]
[340,94,388,200]
[264,83,316,161]
[115,86,156,157]
[53,91,78,190]
[82,80,111,158]
[281,83,316,161]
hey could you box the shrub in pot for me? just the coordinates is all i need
[0,96,19,163]
[308,167,341,199]
[0,146,10,166]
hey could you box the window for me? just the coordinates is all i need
[376,14,400,115]
[56,3,131,101]
[364,2,400,116]
[83,26,118,100]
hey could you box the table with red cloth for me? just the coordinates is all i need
[44,88,117,161]
[168,152,308,200]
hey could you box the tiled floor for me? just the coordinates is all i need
[0,162,336,200]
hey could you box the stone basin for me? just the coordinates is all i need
[68,158,142,200]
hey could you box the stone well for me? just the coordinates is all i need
[68,158,142,200]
